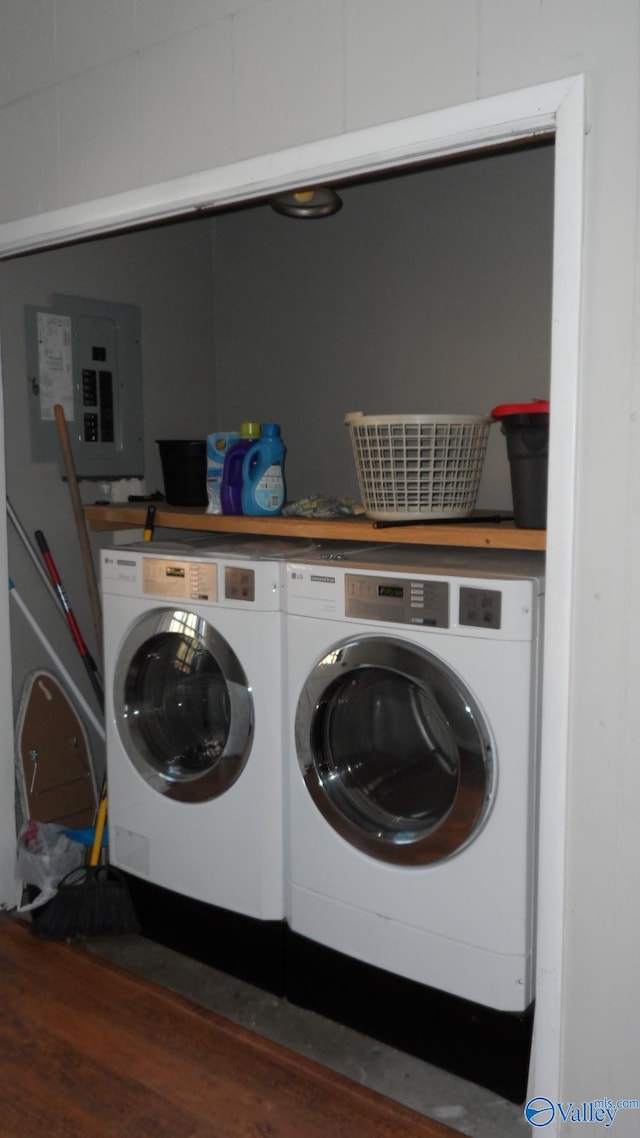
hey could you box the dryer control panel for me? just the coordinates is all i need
[459,586,502,629]
[345,573,449,627]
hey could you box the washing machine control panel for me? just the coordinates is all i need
[142,557,218,601]
[345,573,449,627]
[224,565,256,602]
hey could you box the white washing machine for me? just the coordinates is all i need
[101,534,319,922]
[101,534,384,923]
[284,545,545,1012]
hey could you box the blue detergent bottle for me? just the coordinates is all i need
[220,421,261,514]
[241,422,287,516]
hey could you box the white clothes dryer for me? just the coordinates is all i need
[284,545,545,1013]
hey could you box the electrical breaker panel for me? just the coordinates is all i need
[26,293,144,478]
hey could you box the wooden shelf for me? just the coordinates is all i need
[85,503,546,551]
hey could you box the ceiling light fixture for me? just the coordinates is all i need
[270,187,343,219]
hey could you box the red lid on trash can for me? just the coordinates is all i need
[491,399,549,419]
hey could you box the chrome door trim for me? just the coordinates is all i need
[114,607,254,802]
[295,635,493,865]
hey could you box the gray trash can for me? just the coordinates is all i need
[491,401,549,529]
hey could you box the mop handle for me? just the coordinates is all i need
[35,530,89,651]
[53,404,103,658]
[34,530,104,714]
[7,498,62,615]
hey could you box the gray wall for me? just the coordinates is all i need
[1,142,554,776]
[1,219,216,774]
[213,143,554,508]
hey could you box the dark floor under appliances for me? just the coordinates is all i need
[123,874,287,995]
[122,873,533,1104]
[287,929,534,1106]
[2,914,462,1138]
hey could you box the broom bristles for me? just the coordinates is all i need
[30,865,139,941]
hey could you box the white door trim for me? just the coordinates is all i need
[529,75,584,1129]
[0,77,576,257]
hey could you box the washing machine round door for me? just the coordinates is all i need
[295,635,493,865]
[113,608,254,802]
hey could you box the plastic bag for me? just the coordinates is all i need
[16,819,84,912]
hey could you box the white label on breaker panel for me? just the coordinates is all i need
[37,312,74,420]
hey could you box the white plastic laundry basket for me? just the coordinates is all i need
[345,411,492,521]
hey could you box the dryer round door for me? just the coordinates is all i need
[113,608,254,802]
[295,635,494,865]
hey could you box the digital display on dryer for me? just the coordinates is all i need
[378,585,404,598]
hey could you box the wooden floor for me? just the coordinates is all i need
[0,915,463,1138]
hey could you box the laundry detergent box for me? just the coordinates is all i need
[206,431,240,514]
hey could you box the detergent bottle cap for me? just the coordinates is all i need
[261,422,281,438]
[240,421,261,439]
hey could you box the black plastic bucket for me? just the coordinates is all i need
[157,439,207,506]
[491,401,549,529]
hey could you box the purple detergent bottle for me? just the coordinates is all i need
[220,422,261,514]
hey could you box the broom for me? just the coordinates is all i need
[30,786,139,940]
